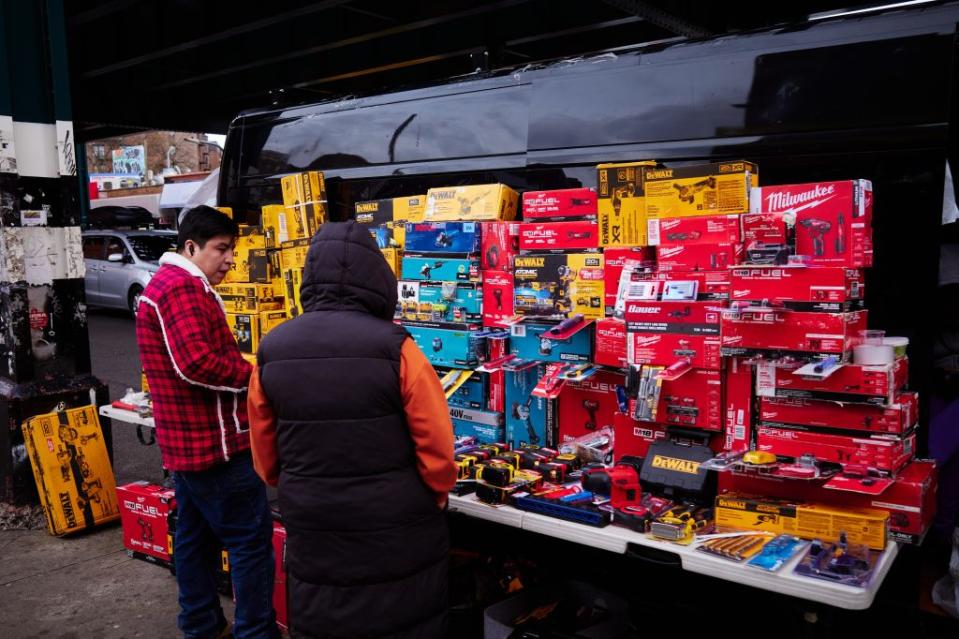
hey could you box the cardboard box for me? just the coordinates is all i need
[118,482,175,566]
[405,324,479,367]
[225,225,267,283]
[742,212,789,245]
[513,253,605,320]
[648,214,742,246]
[215,206,233,218]
[522,188,597,220]
[450,406,505,445]
[623,299,724,369]
[482,270,514,328]
[720,309,867,358]
[282,268,303,318]
[756,425,916,474]
[715,494,888,550]
[355,195,426,248]
[518,221,599,252]
[250,248,284,289]
[622,300,722,336]
[652,368,723,432]
[750,180,872,267]
[217,283,284,313]
[280,238,310,272]
[446,372,488,409]
[423,184,519,222]
[396,280,482,326]
[640,270,731,302]
[594,318,628,369]
[404,221,482,254]
[730,266,864,312]
[262,204,309,248]
[557,370,624,443]
[645,161,757,219]
[226,312,260,354]
[758,357,908,406]
[509,320,593,363]
[259,310,287,338]
[603,247,656,315]
[480,222,519,271]
[759,392,917,436]
[281,171,327,236]
[597,161,657,246]
[656,243,743,272]
[724,358,753,452]
[380,248,402,277]
[401,254,480,281]
[628,332,723,370]
[505,364,557,449]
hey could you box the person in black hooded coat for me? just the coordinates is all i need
[247,221,457,638]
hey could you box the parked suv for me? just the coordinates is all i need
[82,229,176,313]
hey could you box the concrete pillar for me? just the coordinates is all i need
[0,0,109,504]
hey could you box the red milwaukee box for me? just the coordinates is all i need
[557,370,624,443]
[720,309,867,357]
[623,300,723,335]
[273,522,288,630]
[594,318,628,368]
[641,269,731,301]
[648,214,742,246]
[656,243,743,272]
[725,358,753,452]
[482,270,514,328]
[518,220,599,252]
[481,222,519,270]
[718,459,937,544]
[730,266,864,312]
[655,368,723,431]
[603,247,656,314]
[750,180,872,267]
[522,188,597,220]
[628,332,722,370]
[763,357,908,406]
[613,412,669,461]
[118,481,175,566]
[756,425,915,474]
[742,212,789,244]
[759,391,917,435]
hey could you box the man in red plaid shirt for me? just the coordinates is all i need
[137,206,278,639]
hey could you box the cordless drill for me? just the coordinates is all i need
[799,218,832,257]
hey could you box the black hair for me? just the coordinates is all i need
[176,205,239,252]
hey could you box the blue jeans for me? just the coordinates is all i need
[173,454,278,639]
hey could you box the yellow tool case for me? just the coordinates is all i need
[22,405,120,536]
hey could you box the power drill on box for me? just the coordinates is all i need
[580,461,642,509]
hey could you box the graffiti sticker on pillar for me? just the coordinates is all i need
[112,145,146,176]
[56,121,76,177]
[0,116,16,174]
[29,308,49,331]
[20,227,85,285]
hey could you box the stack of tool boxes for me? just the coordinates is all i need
[354,194,428,277]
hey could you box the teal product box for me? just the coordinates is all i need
[396,280,483,325]
[404,222,482,254]
[450,406,504,444]
[402,254,481,281]
[509,321,593,363]
[447,373,489,410]
[504,364,558,449]
[405,324,479,367]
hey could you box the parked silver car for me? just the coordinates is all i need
[82,229,177,313]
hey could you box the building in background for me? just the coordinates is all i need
[86,131,222,184]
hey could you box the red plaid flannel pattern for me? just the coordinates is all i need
[136,257,253,471]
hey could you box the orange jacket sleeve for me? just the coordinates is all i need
[247,363,279,487]
[401,338,457,508]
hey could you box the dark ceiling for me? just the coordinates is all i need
[64,0,937,140]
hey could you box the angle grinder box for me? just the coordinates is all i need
[396,280,482,326]
[640,438,716,502]
[645,161,757,219]
[118,481,176,566]
[509,320,593,363]
[597,160,657,246]
[450,407,505,445]
[729,266,864,312]
[405,324,480,367]
[522,188,597,220]
[355,195,426,247]
[505,364,558,449]
[714,494,888,551]
[518,220,599,252]
[404,222,482,254]
[513,252,605,320]
[648,214,742,246]
[756,425,916,474]
[424,184,519,222]
[720,309,867,358]
[401,254,480,281]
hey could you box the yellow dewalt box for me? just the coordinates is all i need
[513,252,605,319]
[355,195,426,247]
[597,161,657,247]
[259,310,287,337]
[283,268,304,319]
[215,206,233,219]
[217,283,283,313]
[261,204,308,248]
[281,171,327,237]
[225,225,266,283]
[22,405,120,536]
[644,161,758,219]
[226,312,260,354]
[380,248,402,277]
[424,184,518,222]
[250,248,285,289]
[280,238,310,272]
[715,494,888,551]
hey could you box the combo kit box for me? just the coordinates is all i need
[644,161,758,219]
[715,494,888,551]
[513,253,605,319]
[517,221,599,252]
[720,309,867,358]
[424,184,519,222]
[729,266,864,312]
[262,204,309,247]
[404,222,482,254]
[758,392,917,436]
[405,324,479,367]
[594,318,628,369]
[505,364,557,448]
[450,407,505,445]
[118,482,175,566]
[613,412,668,461]
[482,270,514,328]
[226,225,267,283]
[355,195,426,247]
[556,370,624,442]
[756,425,916,474]
[396,280,482,326]
[218,283,284,313]
[481,222,519,270]
[758,357,908,405]
[281,171,327,236]
[522,188,597,220]
[509,320,593,363]
[724,358,753,452]
[250,248,284,288]
[653,368,723,432]
[227,312,260,354]
[656,242,743,272]
[597,161,657,246]
[750,180,872,267]
[648,214,742,246]
[401,254,481,281]
[603,246,656,314]
[280,238,310,272]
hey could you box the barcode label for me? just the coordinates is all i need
[756,362,776,397]
[511,324,526,337]
[734,425,746,441]
[647,219,661,246]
